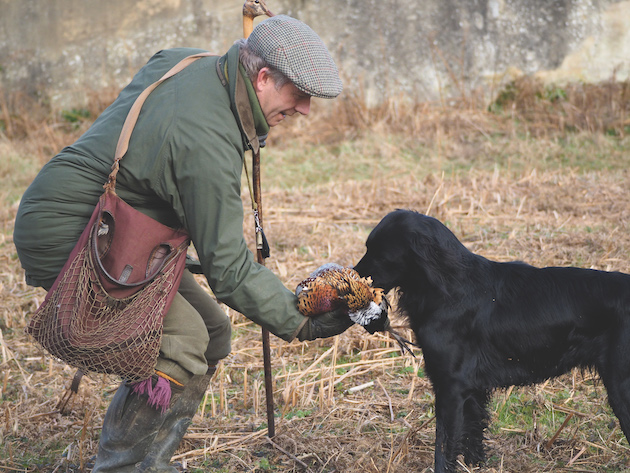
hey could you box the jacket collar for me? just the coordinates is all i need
[218,44,269,155]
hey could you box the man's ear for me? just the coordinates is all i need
[254,67,272,92]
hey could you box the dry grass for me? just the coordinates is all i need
[1,78,630,472]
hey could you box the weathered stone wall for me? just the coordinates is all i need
[1,0,628,109]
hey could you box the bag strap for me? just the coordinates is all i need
[105,52,216,192]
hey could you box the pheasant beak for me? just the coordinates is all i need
[243,0,274,38]
[243,0,274,17]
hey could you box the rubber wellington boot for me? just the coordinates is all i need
[137,366,216,473]
[91,381,166,473]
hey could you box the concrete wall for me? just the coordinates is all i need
[1,0,628,109]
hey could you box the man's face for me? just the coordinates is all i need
[254,67,312,127]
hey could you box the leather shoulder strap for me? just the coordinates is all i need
[105,52,215,191]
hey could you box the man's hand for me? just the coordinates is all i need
[297,308,355,341]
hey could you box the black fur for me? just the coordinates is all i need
[354,209,630,472]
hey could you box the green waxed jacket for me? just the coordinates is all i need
[14,45,308,341]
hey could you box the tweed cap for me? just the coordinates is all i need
[247,15,343,99]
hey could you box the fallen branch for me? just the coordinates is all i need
[377,379,394,422]
[346,380,374,394]
[544,412,574,450]
[566,445,587,466]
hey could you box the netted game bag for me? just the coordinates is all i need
[27,189,190,382]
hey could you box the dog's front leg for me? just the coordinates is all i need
[434,413,450,473]
[461,389,490,466]
[434,387,466,473]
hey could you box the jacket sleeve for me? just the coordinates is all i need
[155,101,307,342]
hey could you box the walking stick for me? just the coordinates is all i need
[242,0,277,438]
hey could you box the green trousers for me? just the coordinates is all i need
[155,270,232,384]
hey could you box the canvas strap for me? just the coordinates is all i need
[105,52,216,192]
[102,49,268,255]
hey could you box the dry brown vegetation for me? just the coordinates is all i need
[1,76,630,472]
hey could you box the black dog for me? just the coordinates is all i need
[354,209,630,473]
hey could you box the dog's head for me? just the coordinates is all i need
[354,209,471,296]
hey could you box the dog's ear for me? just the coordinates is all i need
[409,225,466,296]
[409,230,450,295]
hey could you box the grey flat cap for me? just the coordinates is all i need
[247,15,343,99]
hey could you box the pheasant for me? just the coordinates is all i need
[296,263,416,356]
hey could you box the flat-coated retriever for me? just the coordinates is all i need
[353,209,630,473]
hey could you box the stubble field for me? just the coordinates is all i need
[1,77,629,472]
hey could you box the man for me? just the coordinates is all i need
[14,15,365,472]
